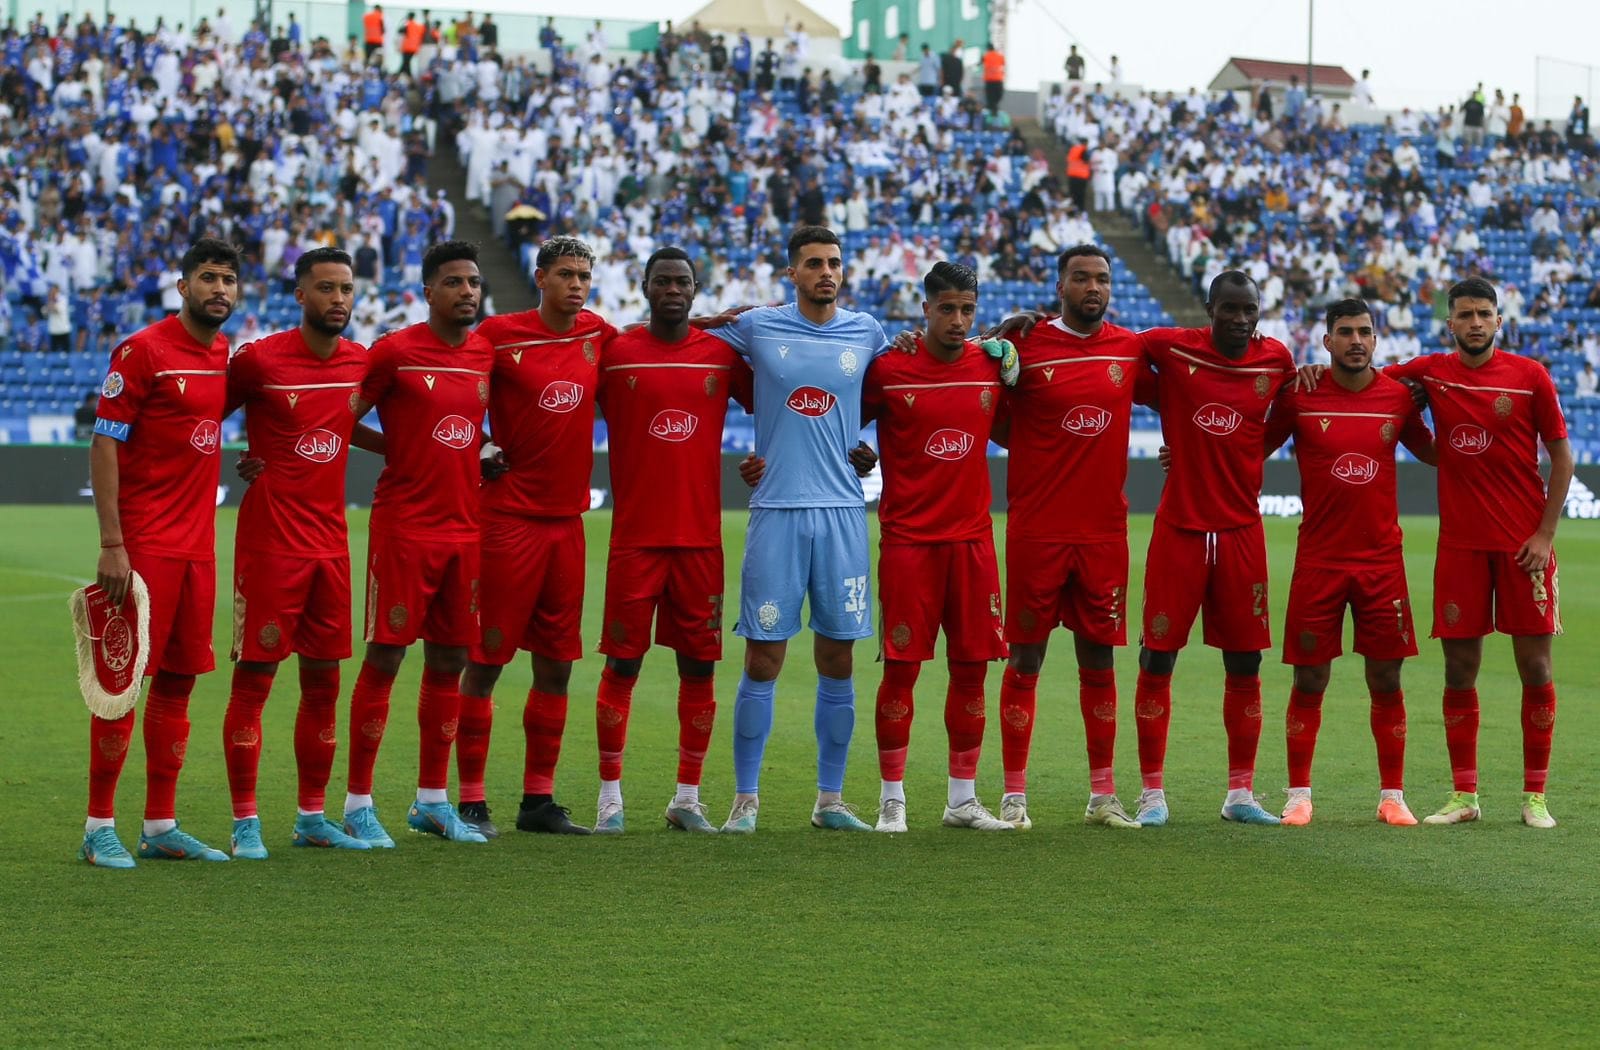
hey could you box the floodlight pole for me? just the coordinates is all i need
[1306,0,1314,100]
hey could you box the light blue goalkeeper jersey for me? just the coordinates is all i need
[712,303,888,509]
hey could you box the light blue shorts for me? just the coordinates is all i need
[736,506,873,642]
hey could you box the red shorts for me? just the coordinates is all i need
[1282,557,1417,665]
[130,551,216,676]
[1005,536,1129,647]
[1433,547,1561,638]
[474,514,585,665]
[364,533,480,648]
[232,552,352,663]
[1140,518,1271,653]
[880,538,1007,663]
[599,546,724,661]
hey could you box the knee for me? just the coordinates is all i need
[1139,646,1177,676]
[532,656,572,694]
[461,660,501,695]
[1008,644,1045,676]
[1442,653,1480,689]
[1222,650,1262,678]
[1515,653,1553,687]
[606,656,643,680]
[424,646,468,676]
[815,642,853,680]
[364,643,405,677]
[1294,664,1331,694]
[675,654,715,680]
[744,642,784,682]
[1364,660,1402,695]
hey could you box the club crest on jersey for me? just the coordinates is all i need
[432,414,476,448]
[1494,394,1514,418]
[757,602,780,630]
[190,419,220,454]
[704,373,719,396]
[388,603,409,630]
[925,428,974,460]
[258,622,282,650]
[1381,421,1397,444]
[1193,403,1242,436]
[1331,452,1379,485]
[582,339,597,365]
[102,371,124,398]
[838,350,859,376]
[1061,405,1111,437]
[1448,424,1492,455]
[295,428,343,463]
[786,386,836,416]
[980,388,994,413]
[1443,601,1461,626]
[1150,612,1171,639]
[1254,374,1272,398]
[477,380,489,405]
[1107,362,1125,387]
[539,381,583,413]
[890,623,912,650]
[649,409,699,442]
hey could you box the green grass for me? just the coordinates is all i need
[2,506,1598,1046]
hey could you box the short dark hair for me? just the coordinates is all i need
[422,240,479,284]
[1324,297,1372,329]
[295,246,354,282]
[1207,269,1259,302]
[179,237,241,280]
[535,236,595,271]
[1057,243,1110,274]
[923,260,978,297]
[1447,276,1498,308]
[643,246,697,284]
[786,225,841,263]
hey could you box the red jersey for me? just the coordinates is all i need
[598,326,753,549]
[1145,328,1294,531]
[1386,350,1567,552]
[360,322,492,542]
[1265,373,1432,569]
[227,329,368,559]
[1000,319,1150,543]
[93,315,229,560]
[863,339,1003,545]
[475,309,616,519]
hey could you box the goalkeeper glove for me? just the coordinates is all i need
[981,338,1020,388]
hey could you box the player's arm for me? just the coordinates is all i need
[982,310,1048,341]
[729,358,755,413]
[352,420,386,455]
[89,435,132,605]
[1520,437,1573,571]
[1398,405,1436,466]
[989,390,1012,449]
[1263,391,1295,457]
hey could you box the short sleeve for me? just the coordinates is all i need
[1263,389,1296,454]
[710,309,756,356]
[225,341,259,417]
[1383,355,1428,383]
[1531,365,1568,442]
[359,337,396,405]
[860,354,888,424]
[1398,400,1434,455]
[93,338,150,440]
[861,315,890,359]
[728,357,755,413]
[1137,327,1185,370]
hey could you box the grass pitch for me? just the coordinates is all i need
[2,506,1598,1046]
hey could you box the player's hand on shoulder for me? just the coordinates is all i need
[96,543,132,606]
[980,338,1020,387]
[1293,363,1327,391]
[738,451,766,488]
[890,329,922,354]
[849,441,877,477]
[236,451,266,483]
[1157,444,1172,474]
[692,304,755,330]
[1399,377,1428,409]
[982,310,1045,342]
[480,441,508,481]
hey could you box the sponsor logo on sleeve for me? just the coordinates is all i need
[649,409,699,442]
[1061,405,1111,436]
[785,386,836,416]
[294,428,344,463]
[924,428,975,460]
[432,415,476,448]
[539,380,583,413]
[1330,452,1379,485]
[1193,403,1243,435]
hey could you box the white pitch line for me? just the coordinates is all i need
[1,566,94,588]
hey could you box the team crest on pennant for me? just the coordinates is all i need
[705,373,718,396]
[981,388,995,413]
[1494,394,1514,419]
[477,380,489,405]
[582,339,597,364]
[388,603,409,630]
[1107,362,1125,387]
[258,622,282,650]
[1151,612,1170,639]
[69,574,151,719]
[891,623,912,649]
[1381,421,1397,444]
[1254,374,1271,398]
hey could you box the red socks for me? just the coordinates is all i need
[416,668,461,792]
[998,667,1037,795]
[1521,681,1556,793]
[223,666,275,818]
[1369,688,1407,790]
[143,671,195,820]
[945,661,987,780]
[1284,687,1324,790]
[596,667,636,782]
[345,661,396,795]
[1442,686,1480,793]
[522,689,567,795]
[1078,667,1117,795]
[455,693,494,804]
[1222,674,1263,791]
[676,674,716,786]
[1134,669,1172,790]
[295,664,340,813]
[875,660,919,782]
[87,710,135,819]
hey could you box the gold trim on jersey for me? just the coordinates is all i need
[395,366,489,375]
[1166,348,1284,374]
[492,330,609,350]
[260,382,363,390]
[152,369,227,377]
[1423,378,1535,396]
[602,362,732,372]
[1021,354,1141,371]
[880,381,1001,391]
